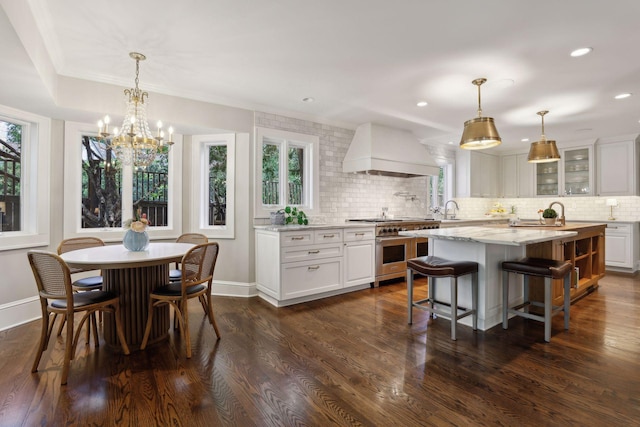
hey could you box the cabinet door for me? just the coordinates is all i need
[605,225,632,268]
[517,153,534,197]
[501,155,518,197]
[344,241,375,287]
[562,147,592,196]
[535,162,559,196]
[596,140,637,196]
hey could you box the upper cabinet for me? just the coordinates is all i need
[534,145,594,197]
[456,151,499,198]
[596,136,640,196]
[502,153,534,198]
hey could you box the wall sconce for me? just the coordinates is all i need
[606,198,618,220]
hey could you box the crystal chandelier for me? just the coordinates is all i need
[97,52,173,169]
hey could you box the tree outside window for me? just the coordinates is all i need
[0,120,22,231]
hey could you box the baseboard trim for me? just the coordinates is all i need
[212,280,258,298]
[0,296,41,332]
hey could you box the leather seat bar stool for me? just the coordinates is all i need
[502,257,572,342]
[407,256,479,340]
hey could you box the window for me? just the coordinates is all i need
[255,127,319,218]
[191,134,235,238]
[64,121,183,241]
[429,164,453,209]
[0,105,50,250]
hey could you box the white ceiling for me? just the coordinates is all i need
[2,0,640,151]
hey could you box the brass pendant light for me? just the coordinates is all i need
[460,78,502,150]
[527,110,560,163]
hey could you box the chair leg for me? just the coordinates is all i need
[32,308,52,373]
[428,277,435,315]
[140,299,157,350]
[544,277,552,342]
[407,268,414,324]
[563,274,571,330]
[182,300,192,358]
[472,272,478,331]
[205,293,221,339]
[111,304,130,355]
[502,271,509,329]
[57,314,67,337]
[450,277,458,340]
[91,313,99,347]
[61,312,74,385]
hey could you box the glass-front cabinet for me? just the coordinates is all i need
[535,145,593,196]
[562,147,591,195]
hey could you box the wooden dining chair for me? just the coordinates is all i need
[28,250,130,385]
[55,237,106,343]
[141,242,220,358]
[169,233,209,283]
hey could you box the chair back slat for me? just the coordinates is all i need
[28,251,73,300]
[57,237,105,274]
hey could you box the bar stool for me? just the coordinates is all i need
[502,257,573,342]
[407,256,478,340]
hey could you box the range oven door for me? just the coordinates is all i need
[375,236,416,284]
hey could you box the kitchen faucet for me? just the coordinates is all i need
[444,200,459,220]
[549,201,566,225]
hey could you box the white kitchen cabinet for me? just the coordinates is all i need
[605,222,639,272]
[501,153,534,197]
[456,150,499,198]
[596,137,640,196]
[344,227,376,287]
[534,145,593,196]
[255,226,375,306]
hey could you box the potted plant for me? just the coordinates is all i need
[542,208,558,225]
[284,206,308,225]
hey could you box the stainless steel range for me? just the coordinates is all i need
[347,218,440,287]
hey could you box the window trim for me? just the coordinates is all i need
[190,134,235,239]
[0,105,50,251]
[254,126,319,219]
[63,121,183,242]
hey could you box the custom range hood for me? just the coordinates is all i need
[343,123,440,178]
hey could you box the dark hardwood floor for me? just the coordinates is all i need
[1,273,638,426]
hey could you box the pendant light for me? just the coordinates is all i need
[527,110,560,163]
[460,78,502,150]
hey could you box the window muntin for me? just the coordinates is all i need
[191,134,235,238]
[255,127,319,218]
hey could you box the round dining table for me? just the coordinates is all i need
[59,242,194,350]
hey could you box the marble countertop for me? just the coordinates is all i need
[399,226,578,246]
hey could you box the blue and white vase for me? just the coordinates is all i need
[123,229,150,251]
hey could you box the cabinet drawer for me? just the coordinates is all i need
[281,230,314,247]
[281,243,343,263]
[344,227,375,242]
[314,229,343,244]
[281,258,343,299]
[605,223,631,234]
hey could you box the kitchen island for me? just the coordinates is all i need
[400,223,607,331]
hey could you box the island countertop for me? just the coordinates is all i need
[399,225,578,246]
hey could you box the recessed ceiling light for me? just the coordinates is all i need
[614,93,632,100]
[416,101,428,107]
[570,47,593,57]
[302,97,315,103]
[521,138,529,142]
[447,141,454,145]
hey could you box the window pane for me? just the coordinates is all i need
[133,155,169,227]
[0,120,22,231]
[288,146,304,205]
[81,135,123,228]
[208,144,227,226]
[262,141,280,205]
